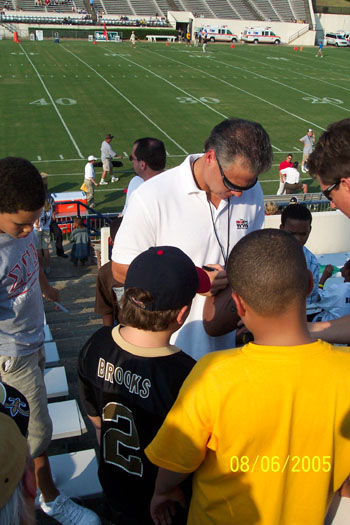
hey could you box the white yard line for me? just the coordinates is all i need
[62,45,188,155]
[229,52,350,94]
[144,48,327,131]
[104,46,228,120]
[19,44,84,159]
[32,153,189,165]
[207,56,350,115]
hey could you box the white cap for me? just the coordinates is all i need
[308,128,313,132]
[88,155,97,161]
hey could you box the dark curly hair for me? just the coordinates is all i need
[0,157,45,213]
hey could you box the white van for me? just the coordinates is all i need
[325,33,348,46]
[199,26,238,43]
[242,27,281,45]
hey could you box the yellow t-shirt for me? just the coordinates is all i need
[146,340,350,524]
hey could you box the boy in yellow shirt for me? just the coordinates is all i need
[146,229,350,525]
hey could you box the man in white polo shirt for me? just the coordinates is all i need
[112,118,273,360]
[84,155,98,208]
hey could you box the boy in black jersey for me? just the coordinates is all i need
[78,246,210,525]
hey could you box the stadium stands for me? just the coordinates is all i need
[179,0,214,18]
[1,0,312,24]
[207,0,240,20]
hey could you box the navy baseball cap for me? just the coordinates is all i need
[125,246,211,311]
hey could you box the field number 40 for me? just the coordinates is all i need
[30,98,77,106]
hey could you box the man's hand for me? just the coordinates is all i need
[202,264,228,296]
[150,486,186,525]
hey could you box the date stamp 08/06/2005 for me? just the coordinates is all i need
[230,456,332,474]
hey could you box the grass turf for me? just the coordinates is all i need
[1,38,349,212]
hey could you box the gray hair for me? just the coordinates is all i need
[204,118,273,176]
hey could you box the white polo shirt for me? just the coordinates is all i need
[112,154,265,360]
[84,162,95,181]
[281,167,300,184]
[121,175,143,216]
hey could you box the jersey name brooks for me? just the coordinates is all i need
[97,358,151,398]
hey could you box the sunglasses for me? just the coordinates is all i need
[216,157,258,192]
[322,181,340,201]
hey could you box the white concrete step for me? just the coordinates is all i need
[44,366,68,398]
[49,399,87,440]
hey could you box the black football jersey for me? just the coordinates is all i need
[78,325,195,524]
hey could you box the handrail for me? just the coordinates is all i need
[287,24,309,43]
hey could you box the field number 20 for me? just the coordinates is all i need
[176,96,220,104]
[30,98,77,106]
[303,96,343,105]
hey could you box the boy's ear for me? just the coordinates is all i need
[307,269,314,296]
[176,305,191,326]
[232,292,246,318]
[341,178,350,195]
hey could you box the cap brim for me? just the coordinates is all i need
[196,267,211,294]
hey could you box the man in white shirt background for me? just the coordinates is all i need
[84,155,98,208]
[121,137,166,216]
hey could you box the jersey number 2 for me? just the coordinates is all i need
[103,402,143,477]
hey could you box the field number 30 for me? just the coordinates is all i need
[176,96,220,104]
[30,98,77,106]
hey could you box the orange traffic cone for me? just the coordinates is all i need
[13,31,20,43]
[294,46,297,51]
[93,40,97,45]
[231,44,235,48]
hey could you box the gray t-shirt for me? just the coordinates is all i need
[101,140,117,162]
[0,232,44,357]
[300,134,314,155]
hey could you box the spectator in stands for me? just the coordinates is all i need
[313,261,350,322]
[70,217,89,267]
[300,128,315,173]
[280,203,319,304]
[84,155,98,208]
[276,153,293,195]
[264,201,278,215]
[34,196,53,275]
[79,246,209,525]
[280,161,308,194]
[305,120,350,348]
[121,137,166,216]
[0,383,36,525]
[0,157,100,525]
[145,229,350,525]
[112,118,273,360]
[95,218,123,326]
[100,133,122,185]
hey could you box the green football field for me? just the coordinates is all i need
[1,38,349,212]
